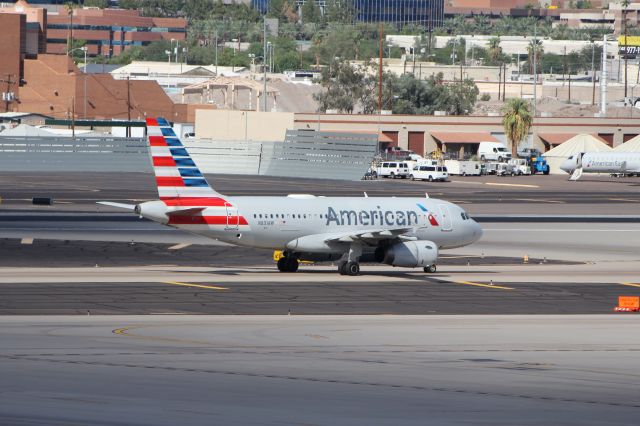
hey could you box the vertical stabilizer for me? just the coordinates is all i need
[146,117,223,201]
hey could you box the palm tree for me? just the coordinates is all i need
[502,98,532,158]
[527,39,543,74]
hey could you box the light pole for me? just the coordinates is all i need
[601,34,613,116]
[165,49,171,87]
[232,38,238,72]
[591,41,596,106]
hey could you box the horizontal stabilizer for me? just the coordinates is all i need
[97,201,136,211]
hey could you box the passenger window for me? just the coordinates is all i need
[270,214,273,219]
[259,214,262,218]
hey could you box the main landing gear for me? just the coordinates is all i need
[338,261,360,276]
[423,264,437,273]
[277,256,299,273]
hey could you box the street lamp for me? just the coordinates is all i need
[165,49,171,87]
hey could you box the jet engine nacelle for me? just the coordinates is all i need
[376,241,438,268]
[134,200,169,224]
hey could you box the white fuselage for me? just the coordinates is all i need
[560,152,640,175]
[153,195,482,254]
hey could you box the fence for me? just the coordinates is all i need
[0,130,378,180]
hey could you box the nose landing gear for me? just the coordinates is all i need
[423,264,437,273]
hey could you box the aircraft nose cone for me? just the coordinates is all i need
[470,219,483,243]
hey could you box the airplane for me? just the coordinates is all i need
[99,117,483,276]
[560,152,640,180]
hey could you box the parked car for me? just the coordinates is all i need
[478,142,512,162]
[410,165,449,182]
[375,161,411,179]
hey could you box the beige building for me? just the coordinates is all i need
[194,110,640,158]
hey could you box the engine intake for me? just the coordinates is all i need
[377,241,438,268]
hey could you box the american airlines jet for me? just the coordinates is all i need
[100,118,482,275]
[560,152,640,180]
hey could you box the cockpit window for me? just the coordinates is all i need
[460,212,470,220]
[568,155,573,160]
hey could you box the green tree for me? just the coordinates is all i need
[324,0,354,24]
[83,0,109,8]
[502,98,532,157]
[301,0,322,24]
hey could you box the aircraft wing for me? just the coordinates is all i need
[323,227,415,244]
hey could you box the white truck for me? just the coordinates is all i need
[444,160,481,176]
[508,158,531,175]
[478,141,512,162]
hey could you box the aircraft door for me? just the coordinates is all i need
[438,204,452,232]
[225,203,239,230]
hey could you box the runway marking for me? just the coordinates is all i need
[515,198,566,204]
[454,280,514,290]
[168,243,191,250]
[620,282,640,288]
[163,281,228,291]
[609,198,640,203]
[485,183,540,188]
[450,181,484,185]
[20,238,33,245]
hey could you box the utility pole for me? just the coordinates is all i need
[67,5,73,56]
[568,64,571,103]
[591,42,596,106]
[503,62,507,101]
[601,35,608,116]
[215,31,219,76]
[3,73,15,112]
[71,96,76,140]
[126,76,131,138]
[378,22,383,113]
[497,65,501,100]
[263,18,267,112]
[533,23,537,118]
[623,1,629,98]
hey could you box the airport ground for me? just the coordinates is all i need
[1,172,639,424]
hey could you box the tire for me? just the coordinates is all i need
[480,155,486,161]
[286,258,299,273]
[543,168,550,175]
[277,257,287,272]
[345,261,360,276]
[338,262,347,275]
[428,176,433,182]
[390,172,395,179]
[462,172,466,177]
[423,264,437,273]
[372,171,377,179]
[409,174,415,181]
[498,156,503,163]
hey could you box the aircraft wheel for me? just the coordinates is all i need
[423,264,437,273]
[286,258,299,272]
[277,257,287,272]
[345,261,360,276]
[338,262,347,275]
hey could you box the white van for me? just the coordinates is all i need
[375,161,411,178]
[410,165,449,182]
[478,142,512,162]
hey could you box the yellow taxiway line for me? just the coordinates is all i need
[163,281,229,290]
[620,282,640,288]
[485,183,540,188]
[454,280,514,290]
[516,198,566,204]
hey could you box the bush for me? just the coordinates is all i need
[480,93,491,101]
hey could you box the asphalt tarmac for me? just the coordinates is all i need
[2,171,640,214]
[1,315,639,425]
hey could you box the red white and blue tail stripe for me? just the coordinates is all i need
[145,117,248,227]
[146,117,222,201]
